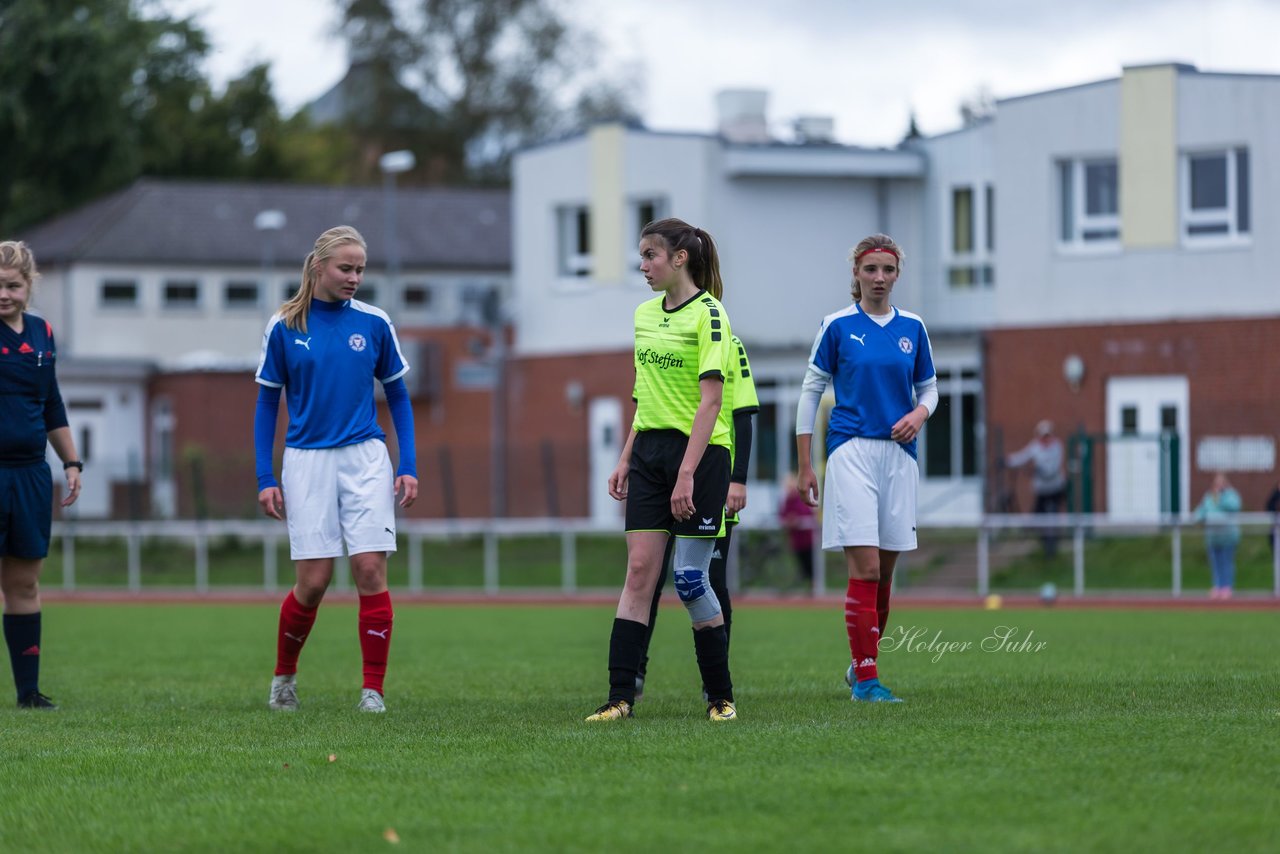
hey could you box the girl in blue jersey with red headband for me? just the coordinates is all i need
[795,233,937,704]
[255,225,417,714]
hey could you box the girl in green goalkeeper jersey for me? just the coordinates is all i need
[585,218,737,723]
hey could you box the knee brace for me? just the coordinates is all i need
[672,537,722,623]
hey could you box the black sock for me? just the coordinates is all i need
[693,624,733,703]
[4,612,42,701]
[607,618,648,704]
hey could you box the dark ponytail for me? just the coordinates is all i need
[641,218,724,301]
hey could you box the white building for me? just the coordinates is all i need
[510,63,1280,524]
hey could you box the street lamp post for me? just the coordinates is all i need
[254,209,286,322]
[378,150,416,299]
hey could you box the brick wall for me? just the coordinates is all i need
[986,316,1280,512]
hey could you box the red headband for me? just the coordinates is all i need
[855,246,899,264]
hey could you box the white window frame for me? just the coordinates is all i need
[626,196,670,286]
[945,183,994,289]
[162,280,201,311]
[100,279,140,309]
[555,204,591,279]
[1181,147,1250,247]
[401,282,434,312]
[1057,157,1120,251]
[223,281,261,311]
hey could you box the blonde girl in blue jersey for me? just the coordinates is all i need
[586,218,738,722]
[795,234,938,704]
[254,226,418,714]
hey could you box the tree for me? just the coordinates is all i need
[0,1,352,231]
[0,0,156,230]
[959,85,996,127]
[334,0,637,184]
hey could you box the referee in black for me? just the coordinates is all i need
[0,241,82,709]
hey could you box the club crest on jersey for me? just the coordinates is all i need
[348,333,367,352]
[898,337,913,354]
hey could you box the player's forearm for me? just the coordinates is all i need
[617,428,638,467]
[679,392,722,478]
[46,426,78,464]
[796,433,815,474]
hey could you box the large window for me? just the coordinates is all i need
[922,368,981,478]
[556,204,591,277]
[947,184,994,288]
[1058,157,1119,247]
[1182,148,1249,241]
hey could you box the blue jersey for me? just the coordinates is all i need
[255,299,409,449]
[0,311,68,467]
[808,304,935,460]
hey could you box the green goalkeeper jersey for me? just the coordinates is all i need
[632,290,733,449]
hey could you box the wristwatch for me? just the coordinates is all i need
[63,460,84,471]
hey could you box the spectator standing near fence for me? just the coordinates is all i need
[0,241,82,710]
[1195,472,1241,600]
[1006,420,1068,557]
[586,218,737,723]
[779,472,816,588]
[796,233,937,704]
[254,226,418,713]
[633,334,759,704]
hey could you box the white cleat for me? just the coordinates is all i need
[269,674,299,711]
[357,688,386,713]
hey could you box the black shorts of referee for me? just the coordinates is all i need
[625,429,730,537]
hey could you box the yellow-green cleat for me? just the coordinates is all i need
[706,700,737,721]
[585,700,633,722]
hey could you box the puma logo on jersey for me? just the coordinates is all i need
[294,337,311,350]
[850,333,867,345]
[366,628,389,639]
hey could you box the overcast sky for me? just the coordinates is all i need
[175,0,1280,148]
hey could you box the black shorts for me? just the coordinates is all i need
[0,462,53,559]
[625,430,730,537]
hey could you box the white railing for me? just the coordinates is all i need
[970,512,1280,598]
[48,514,1280,597]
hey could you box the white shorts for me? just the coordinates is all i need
[282,439,398,560]
[822,437,919,552]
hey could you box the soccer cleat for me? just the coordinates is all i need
[17,691,58,710]
[844,663,854,687]
[852,678,903,703]
[584,700,633,722]
[268,674,299,711]
[357,688,386,713]
[634,675,645,704]
[706,699,737,721]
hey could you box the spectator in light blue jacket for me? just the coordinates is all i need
[1194,472,1241,600]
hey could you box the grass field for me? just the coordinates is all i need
[1,602,1277,852]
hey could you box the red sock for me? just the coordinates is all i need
[358,591,394,694]
[846,579,880,683]
[275,590,318,676]
[877,580,892,637]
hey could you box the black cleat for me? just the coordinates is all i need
[17,691,58,710]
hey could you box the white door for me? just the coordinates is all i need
[59,408,110,517]
[588,397,624,523]
[1105,375,1189,518]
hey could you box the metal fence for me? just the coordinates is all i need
[47,513,1280,598]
